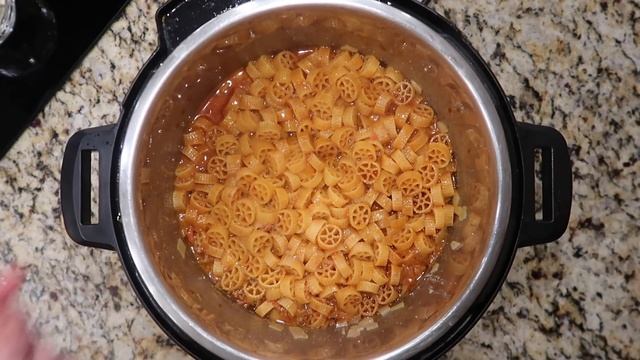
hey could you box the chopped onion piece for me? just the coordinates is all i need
[349,315,362,325]
[364,321,379,331]
[359,317,374,328]
[429,263,440,274]
[140,168,151,184]
[454,205,467,220]
[269,323,284,332]
[358,317,378,331]
[346,326,362,338]
[389,301,405,312]
[341,44,359,52]
[177,239,186,259]
[289,326,308,339]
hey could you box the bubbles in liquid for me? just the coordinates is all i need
[158,99,175,123]
[425,64,438,75]
[454,102,466,113]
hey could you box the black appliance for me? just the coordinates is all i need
[0,0,130,158]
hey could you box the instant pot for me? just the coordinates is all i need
[61,0,572,358]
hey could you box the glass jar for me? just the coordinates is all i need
[0,0,16,45]
[0,0,56,77]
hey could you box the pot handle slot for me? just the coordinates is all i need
[156,0,250,52]
[515,122,572,247]
[60,125,118,251]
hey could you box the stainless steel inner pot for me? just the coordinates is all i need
[118,0,511,358]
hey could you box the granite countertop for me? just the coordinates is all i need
[0,0,638,358]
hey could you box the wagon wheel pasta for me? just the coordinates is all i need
[314,258,339,286]
[243,256,266,278]
[416,159,439,188]
[356,160,381,184]
[174,47,463,329]
[392,80,415,105]
[396,170,423,197]
[336,74,360,102]
[316,224,343,250]
[359,294,379,317]
[425,142,451,168]
[243,280,266,303]
[232,199,256,226]
[409,103,435,128]
[348,203,371,230]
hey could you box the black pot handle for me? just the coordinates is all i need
[60,125,118,251]
[515,122,572,247]
[156,0,249,52]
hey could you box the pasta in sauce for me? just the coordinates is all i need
[173,47,462,329]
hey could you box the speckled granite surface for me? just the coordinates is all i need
[0,0,638,359]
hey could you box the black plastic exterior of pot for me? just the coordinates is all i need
[60,0,573,358]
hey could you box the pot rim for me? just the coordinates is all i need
[117,0,513,358]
